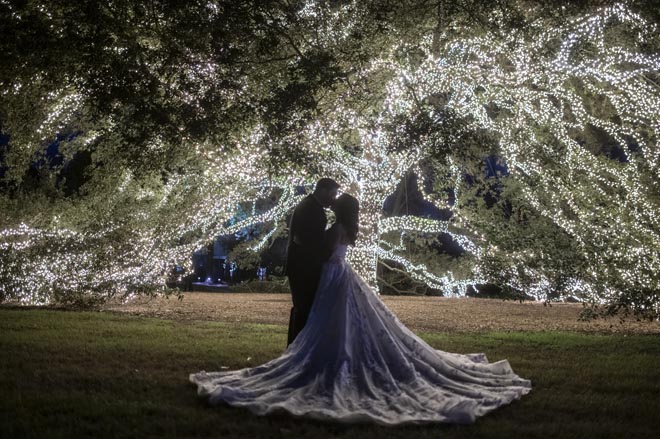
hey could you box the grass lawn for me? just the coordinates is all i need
[1,308,659,439]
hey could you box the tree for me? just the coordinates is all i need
[1,1,659,319]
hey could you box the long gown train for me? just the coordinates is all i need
[189,246,531,425]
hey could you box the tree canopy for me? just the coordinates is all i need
[1,0,660,319]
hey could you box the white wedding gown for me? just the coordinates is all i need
[189,244,531,425]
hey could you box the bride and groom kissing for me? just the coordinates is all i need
[285,177,345,346]
[190,178,531,425]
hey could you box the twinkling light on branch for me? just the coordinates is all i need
[393,3,660,307]
[1,3,659,317]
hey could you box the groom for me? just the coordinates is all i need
[285,178,340,346]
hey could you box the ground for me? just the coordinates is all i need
[2,294,660,438]
[103,292,660,334]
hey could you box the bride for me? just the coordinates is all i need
[190,193,531,425]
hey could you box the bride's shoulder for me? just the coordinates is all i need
[327,222,346,234]
[327,222,349,244]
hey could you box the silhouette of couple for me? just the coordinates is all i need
[190,177,531,425]
[285,177,341,345]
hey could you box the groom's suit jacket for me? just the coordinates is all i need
[285,194,327,277]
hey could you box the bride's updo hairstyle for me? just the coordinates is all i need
[332,193,360,245]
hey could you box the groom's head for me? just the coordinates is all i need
[313,178,340,208]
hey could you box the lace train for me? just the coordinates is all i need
[190,260,531,425]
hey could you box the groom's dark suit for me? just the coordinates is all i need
[286,194,327,345]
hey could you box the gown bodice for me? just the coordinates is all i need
[327,244,348,263]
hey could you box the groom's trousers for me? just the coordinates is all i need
[287,259,322,346]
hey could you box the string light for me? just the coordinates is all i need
[1,3,659,317]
